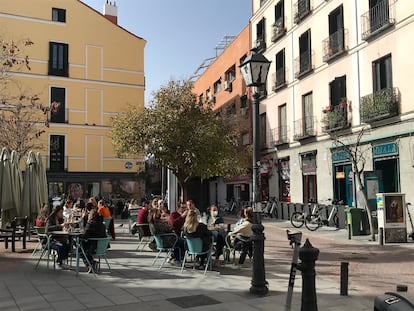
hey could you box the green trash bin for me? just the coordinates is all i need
[345,208,362,236]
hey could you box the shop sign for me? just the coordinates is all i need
[336,171,345,179]
[332,150,351,163]
[373,142,398,158]
[125,161,133,169]
[302,157,316,175]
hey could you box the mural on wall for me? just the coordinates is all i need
[385,195,404,223]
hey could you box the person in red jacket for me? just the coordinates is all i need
[168,203,188,236]
[137,200,151,236]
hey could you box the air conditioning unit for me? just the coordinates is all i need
[240,107,248,116]
[224,81,232,92]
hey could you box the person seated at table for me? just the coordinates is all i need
[81,202,96,229]
[206,204,224,227]
[183,210,212,270]
[233,207,246,231]
[205,204,226,262]
[63,198,74,221]
[229,207,254,265]
[168,203,188,236]
[82,209,107,273]
[148,208,184,264]
[186,199,201,218]
[45,206,71,268]
[159,201,170,223]
[36,204,49,227]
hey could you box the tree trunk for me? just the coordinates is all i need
[354,171,376,241]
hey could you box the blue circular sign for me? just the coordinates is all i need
[125,161,133,169]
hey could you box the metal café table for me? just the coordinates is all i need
[49,230,88,275]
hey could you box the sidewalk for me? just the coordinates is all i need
[1,218,411,311]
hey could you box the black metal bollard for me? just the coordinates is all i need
[249,223,268,296]
[297,238,319,311]
[340,261,349,296]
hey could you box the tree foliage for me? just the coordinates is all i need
[0,36,59,157]
[110,79,249,198]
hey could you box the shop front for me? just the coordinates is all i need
[331,150,353,206]
[301,151,317,203]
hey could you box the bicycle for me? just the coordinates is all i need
[262,197,278,218]
[304,199,341,231]
[290,202,318,228]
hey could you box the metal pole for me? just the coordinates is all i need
[340,261,349,296]
[250,91,268,296]
[285,230,302,311]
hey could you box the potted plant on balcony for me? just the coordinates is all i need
[322,105,332,113]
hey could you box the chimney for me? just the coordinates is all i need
[103,0,118,25]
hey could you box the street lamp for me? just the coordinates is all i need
[239,48,271,296]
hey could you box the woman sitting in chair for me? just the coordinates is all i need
[183,210,212,270]
[45,206,71,268]
[229,207,254,265]
[148,208,184,264]
[82,209,107,273]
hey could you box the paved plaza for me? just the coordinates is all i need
[0,218,413,310]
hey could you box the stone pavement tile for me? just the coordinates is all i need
[43,292,75,303]
[121,286,160,298]
[0,297,18,310]
[49,299,86,311]
[74,293,114,308]
[15,295,50,311]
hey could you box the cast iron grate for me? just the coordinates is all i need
[167,294,221,309]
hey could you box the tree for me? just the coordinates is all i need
[109,79,248,200]
[0,36,59,157]
[331,127,376,241]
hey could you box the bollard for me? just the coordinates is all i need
[297,238,319,311]
[249,223,268,296]
[340,262,349,296]
[348,223,352,240]
[379,228,384,246]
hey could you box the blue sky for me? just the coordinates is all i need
[81,0,252,105]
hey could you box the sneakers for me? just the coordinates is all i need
[87,260,98,273]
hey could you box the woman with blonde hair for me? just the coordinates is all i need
[183,210,212,269]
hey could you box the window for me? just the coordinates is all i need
[240,95,248,109]
[50,87,66,123]
[369,0,390,32]
[225,65,236,82]
[297,29,312,77]
[329,6,344,52]
[213,79,222,94]
[329,76,347,106]
[272,1,285,42]
[256,18,266,52]
[279,104,288,142]
[275,49,286,89]
[199,94,204,105]
[49,135,65,171]
[241,132,250,145]
[52,8,66,22]
[49,42,69,76]
[295,0,311,23]
[373,54,392,92]
[303,92,313,135]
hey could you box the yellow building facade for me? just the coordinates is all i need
[0,0,146,200]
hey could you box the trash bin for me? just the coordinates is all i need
[361,209,370,235]
[345,208,362,236]
[374,292,414,310]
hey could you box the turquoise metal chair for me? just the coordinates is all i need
[181,237,212,276]
[134,224,153,251]
[151,233,178,269]
[86,237,111,276]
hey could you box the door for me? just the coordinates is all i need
[363,171,384,211]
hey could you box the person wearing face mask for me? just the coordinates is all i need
[205,204,225,266]
[206,204,224,228]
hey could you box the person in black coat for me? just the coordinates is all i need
[82,209,107,272]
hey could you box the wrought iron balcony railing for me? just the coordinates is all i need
[295,51,313,79]
[322,28,347,62]
[361,0,395,40]
[294,0,312,24]
[268,126,290,148]
[255,37,266,53]
[360,87,399,123]
[271,69,286,92]
[293,116,317,140]
[321,102,351,133]
[271,18,286,42]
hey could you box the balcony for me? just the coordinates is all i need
[268,126,290,148]
[322,29,347,62]
[361,0,395,40]
[271,70,286,92]
[271,18,286,42]
[295,51,313,79]
[321,102,351,133]
[294,116,317,140]
[294,0,312,24]
[360,87,399,123]
[255,37,266,53]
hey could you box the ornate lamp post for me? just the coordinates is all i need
[239,49,271,295]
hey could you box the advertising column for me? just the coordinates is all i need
[377,193,407,243]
